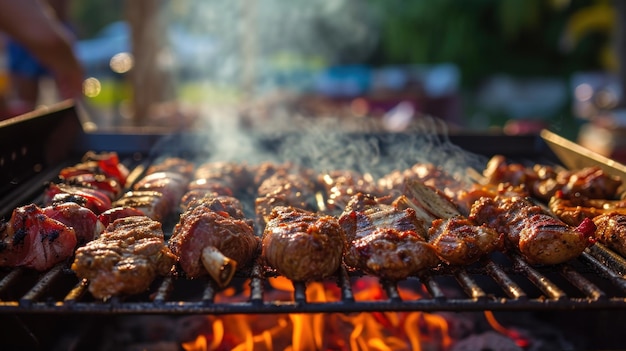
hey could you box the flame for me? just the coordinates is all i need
[484,310,531,349]
[183,277,453,351]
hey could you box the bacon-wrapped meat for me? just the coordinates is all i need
[72,216,176,299]
[262,206,345,282]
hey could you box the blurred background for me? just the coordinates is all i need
[0,0,624,160]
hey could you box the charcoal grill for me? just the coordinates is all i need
[1,101,626,317]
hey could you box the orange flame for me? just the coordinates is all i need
[484,310,530,349]
[183,277,453,351]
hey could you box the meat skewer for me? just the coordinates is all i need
[169,195,259,287]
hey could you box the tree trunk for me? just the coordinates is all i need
[125,0,172,126]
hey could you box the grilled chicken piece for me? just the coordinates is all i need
[339,193,440,280]
[0,204,77,271]
[145,157,195,179]
[72,216,176,299]
[170,197,259,285]
[469,194,596,265]
[593,213,626,257]
[113,190,169,222]
[262,206,345,282]
[42,202,104,245]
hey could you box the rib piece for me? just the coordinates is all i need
[262,206,345,282]
[169,196,259,284]
[338,193,440,280]
[72,216,176,299]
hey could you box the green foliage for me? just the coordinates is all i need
[69,0,125,38]
[370,0,609,87]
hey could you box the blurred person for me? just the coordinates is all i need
[0,0,82,117]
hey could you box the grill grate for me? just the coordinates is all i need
[1,243,626,315]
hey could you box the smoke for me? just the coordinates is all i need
[153,1,487,182]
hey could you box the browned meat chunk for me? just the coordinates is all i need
[318,170,381,215]
[428,216,502,266]
[262,206,345,281]
[72,216,176,299]
[339,194,439,280]
[255,173,318,227]
[169,197,259,282]
[593,213,626,257]
[469,194,596,265]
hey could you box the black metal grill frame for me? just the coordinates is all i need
[2,101,626,315]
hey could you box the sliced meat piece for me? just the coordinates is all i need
[42,202,104,245]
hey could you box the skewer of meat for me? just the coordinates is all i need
[71,215,177,299]
[317,169,382,215]
[170,161,260,287]
[113,157,194,222]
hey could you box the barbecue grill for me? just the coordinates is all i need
[1,101,626,319]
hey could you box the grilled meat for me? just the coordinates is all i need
[318,170,381,215]
[483,155,622,201]
[61,173,123,200]
[0,204,77,271]
[113,190,168,222]
[469,194,596,265]
[133,171,189,212]
[262,206,345,281]
[339,193,440,280]
[549,192,626,226]
[98,207,146,227]
[593,213,626,257]
[72,216,176,299]
[255,172,318,227]
[170,196,259,284]
[145,157,195,179]
[42,202,103,245]
[44,183,112,214]
[428,216,503,265]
